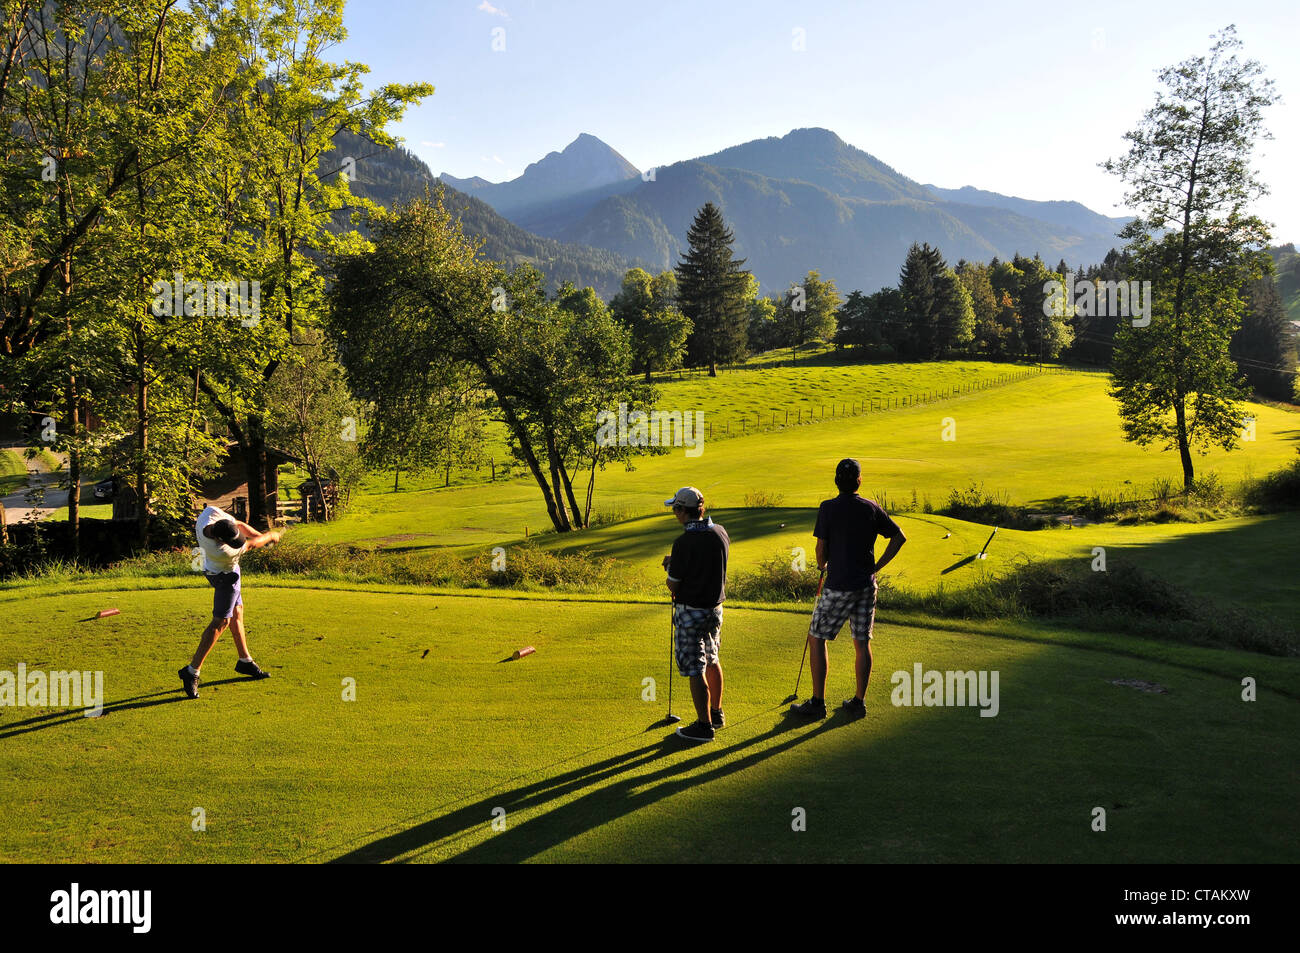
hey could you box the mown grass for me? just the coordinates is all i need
[283,367,1300,552]
[2,584,1296,863]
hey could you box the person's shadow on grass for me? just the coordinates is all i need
[330,708,853,864]
[0,678,246,741]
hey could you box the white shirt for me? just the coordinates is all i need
[195,505,248,574]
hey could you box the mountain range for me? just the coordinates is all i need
[331,126,1136,298]
[438,127,1132,293]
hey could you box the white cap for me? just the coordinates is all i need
[664,486,704,508]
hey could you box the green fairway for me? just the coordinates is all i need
[529,508,1300,619]
[1,583,1295,863]
[286,366,1300,551]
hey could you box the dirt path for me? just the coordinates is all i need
[1,446,69,523]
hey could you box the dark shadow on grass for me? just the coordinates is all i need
[439,712,849,863]
[330,708,847,864]
[0,677,246,741]
[940,554,977,575]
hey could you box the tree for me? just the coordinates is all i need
[898,243,973,358]
[1232,276,1297,401]
[747,292,781,354]
[265,330,362,519]
[0,1,240,550]
[958,262,1002,356]
[193,0,432,529]
[1103,25,1277,489]
[676,202,750,375]
[609,268,691,380]
[775,270,840,364]
[1013,254,1072,360]
[330,192,649,534]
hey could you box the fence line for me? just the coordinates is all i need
[691,365,1063,443]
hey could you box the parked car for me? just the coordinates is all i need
[93,477,116,500]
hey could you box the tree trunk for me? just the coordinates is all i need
[708,361,717,377]
[558,458,583,530]
[493,389,569,533]
[583,449,600,527]
[135,364,148,549]
[60,250,79,560]
[1174,396,1195,490]
[245,415,270,530]
[543,423,572,532]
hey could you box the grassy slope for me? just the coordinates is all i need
[0,449,27,494]
[530,508,1300,619]
[1,585,1295,863]
[286,368,1299,551]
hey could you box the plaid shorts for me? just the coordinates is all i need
[809,585,877,642]
[673,604,723,678]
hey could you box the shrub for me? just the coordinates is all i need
[940,481,1031,529]
[729,553,823,601]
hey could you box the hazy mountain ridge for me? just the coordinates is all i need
[925,183,1131,235]
[456,127,1131,291]
[441,132,641,219]
[328,129,643,297]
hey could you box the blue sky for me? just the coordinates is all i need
[335,0,1299,240]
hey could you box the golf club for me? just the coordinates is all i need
[976,524,999,560]
[785,567,826,703]
[664,598,681,724]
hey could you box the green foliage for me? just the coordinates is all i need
[1232,276,1298,401]
[774,269,840,364]
[940,482,1031,529]
[610,267,692,379]
[330,192,650,533]
[676,202,751,374]
[1104,26,1278,488]
[898,244,974,358]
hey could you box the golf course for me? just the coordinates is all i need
[2,362,1297,864]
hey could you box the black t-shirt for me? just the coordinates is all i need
[667,518,730,608]
[814,493,902,591]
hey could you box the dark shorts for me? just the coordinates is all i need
[809,585,877,642]
[206,568,243,620]
[673,603,723,678]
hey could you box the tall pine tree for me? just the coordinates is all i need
[676,203,750,375]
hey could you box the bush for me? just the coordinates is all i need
[939,481,1032,529]
[729,551,1296,657]
[729,553,823,601]
[238,537,640,593]
[1243,450,1300,510]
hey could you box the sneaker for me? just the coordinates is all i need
[789,697,827,719]
[675,720,715,743]
[841,696,866,717]
[710,707,725,729]
[178,666,199,700]
[235,659,270,679]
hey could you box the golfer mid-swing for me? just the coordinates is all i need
[178,503,282,699]
[791,459,906,719]
[662,486,729,743]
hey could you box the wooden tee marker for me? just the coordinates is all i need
[512,646,536,660]
[95,608,121,619]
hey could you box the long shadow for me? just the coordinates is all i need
[0,677,245,741]
[940,554,977,575]
[442,713,850,863]
[331,709,848,864]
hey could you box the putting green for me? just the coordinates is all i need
[1,584,1295,863]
